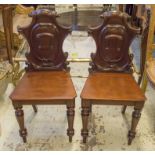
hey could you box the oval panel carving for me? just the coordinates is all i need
[30,23,59,62]
[99,26,126,63]
[17,9,70,71]
[89,11,140,72]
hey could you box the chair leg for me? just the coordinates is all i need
[14,104,27,143]
[89,103,92,113]
[81,100,90,143]
[128,104,144,145]
[122,105,127,114]
[66,100,75,142]
[32,105,38,113]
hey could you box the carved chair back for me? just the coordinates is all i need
[18,9,70,71]
[89,11,140,73]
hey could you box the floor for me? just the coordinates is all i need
[1,11,155,151]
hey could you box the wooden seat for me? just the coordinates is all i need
[81,73,145,101]
[9,8,76,143]
[10,71,76,101]
[80,11,146,145]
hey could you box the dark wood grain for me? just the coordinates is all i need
[81,72,145,101]
[10,71,76,101]
[17,9,71,71]
[10,8,76,143]
[89,11,140,73]
[81,11,146,145]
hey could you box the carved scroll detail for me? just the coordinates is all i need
[89,11,140,73]
[18,9,71,71]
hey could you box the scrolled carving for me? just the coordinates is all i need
[17,9,71,71]
[89,11,140,73]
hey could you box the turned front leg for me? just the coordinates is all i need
[81,100,90,143]
[128,103,144,145]
[66,100,75,142]
[13,104,27,143]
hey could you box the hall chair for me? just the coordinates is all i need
[80,11,146,145]
[10,9,77,143]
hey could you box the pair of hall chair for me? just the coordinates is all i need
[10,9,146,145]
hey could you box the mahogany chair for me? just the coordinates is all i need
[10,9,77,143]
[80,11,146,145]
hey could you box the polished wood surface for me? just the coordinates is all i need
[18,9,70,71]
[10,8,76,143]
[10,71,76,101]
[81,72,145,101]
[89,11,140,73]
[80,11,146,145]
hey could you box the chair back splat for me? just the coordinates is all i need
[18,9,71,71]
[89,11,140,73]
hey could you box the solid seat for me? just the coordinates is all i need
[81,72,145,101]
[80,11,146,145]
[146,59,155,86]
[10,9,76,143]
[10,71,76,102]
